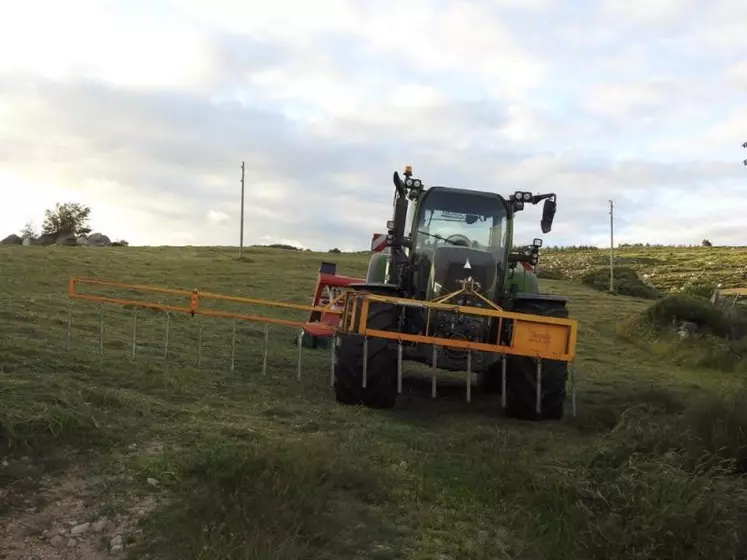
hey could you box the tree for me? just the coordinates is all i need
[42,202,92,236]
[19,221,38,240]
[702,239,712,247]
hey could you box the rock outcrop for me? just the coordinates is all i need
[3,231,118,247]
[87,233,112,246]
[56,232,78,246]
[1,234,22,245]
[34,232,59,245]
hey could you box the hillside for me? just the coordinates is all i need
[541,244,747,293]
[1,245,747,559]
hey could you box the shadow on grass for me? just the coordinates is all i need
[391,374,504,422]
[385,373,692,437]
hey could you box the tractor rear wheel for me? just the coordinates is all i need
[334,301,399,409]
[505,299,569,421]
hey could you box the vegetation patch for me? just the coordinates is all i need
[482,400,747,559]
[0,371,129,453]
[132,438,390,560]
[541,244,747,294]
[618,294,747,372]
[644,294,733,335]
[570,403,747,560]
[686,385,747,473]
[535,267,565,280]
[581,265,660,299]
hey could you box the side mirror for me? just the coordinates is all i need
[541,199,556,234]
[465,214,478,225]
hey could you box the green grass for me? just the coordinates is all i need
[2,245,747,559]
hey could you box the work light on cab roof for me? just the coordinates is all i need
[401,165,424,200]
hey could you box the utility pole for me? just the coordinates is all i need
[609,199,614,293]
[239,161,245,257]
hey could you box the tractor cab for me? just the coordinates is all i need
[411,187,509,257]
[408,187,510,301]
[365,166,558,304]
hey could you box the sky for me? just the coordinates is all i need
[0,0,745,251]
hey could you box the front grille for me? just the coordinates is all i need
[443,263,489,293]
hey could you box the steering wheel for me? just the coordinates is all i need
[445,233,471,247]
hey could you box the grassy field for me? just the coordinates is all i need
[540,244,747,293]
[2,245,747,559]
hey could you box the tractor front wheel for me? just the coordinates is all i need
[334,301,399,409]
[504,299,569,421]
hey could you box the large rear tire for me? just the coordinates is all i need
[334,301,399,409]
[504,299,569,421]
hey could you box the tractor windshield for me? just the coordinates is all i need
[414,189,509,258]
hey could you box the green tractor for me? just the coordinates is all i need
[333,166,571,421]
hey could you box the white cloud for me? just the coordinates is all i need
[596,0,698,26]
[0,1,214,91]
[207,210,230,224]
[0,0,746,251]
[728,62,747,90]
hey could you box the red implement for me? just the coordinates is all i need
[303,262,364,345]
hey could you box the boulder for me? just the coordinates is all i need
[676,320,707,339]
[1,234,22,245]
[87,233,111,246]
[35,232,58,246]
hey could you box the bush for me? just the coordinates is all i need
[581,266,660,299]
[618,294,747,372]
[680,282,715,299]
[644,294,730,336]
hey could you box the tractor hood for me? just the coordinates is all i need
[427,245,497,299]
